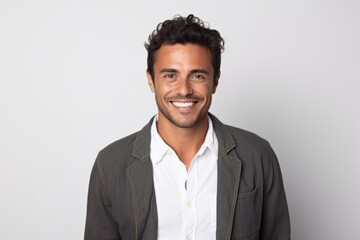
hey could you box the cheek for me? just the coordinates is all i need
[154,87,170,102]
[198,85,213,96]
[156,83,174,96]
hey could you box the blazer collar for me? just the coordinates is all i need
[132,113,237,160]
[132,117,154,161]
[208,113,237,154]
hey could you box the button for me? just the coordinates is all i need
[186,201,192,208]
[186,235,192,240]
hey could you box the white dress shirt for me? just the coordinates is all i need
[150,116,218,240]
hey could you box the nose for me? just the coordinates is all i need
[175,78,193,96]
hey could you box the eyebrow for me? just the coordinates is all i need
[159,68,178,73]
[159,68,210,75]
[189,69,210,75]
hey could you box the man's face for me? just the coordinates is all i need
[147,43,219,129]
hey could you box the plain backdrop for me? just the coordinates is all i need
[1,0,359,239]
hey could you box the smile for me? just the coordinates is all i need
[171,101,195,107]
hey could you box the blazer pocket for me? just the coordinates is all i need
[238,187,257,198]
[232,188,261,239]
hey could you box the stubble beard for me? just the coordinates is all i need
[156,94,211,129]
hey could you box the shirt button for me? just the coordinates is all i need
[186,235,192,240]
[186,201,192,208]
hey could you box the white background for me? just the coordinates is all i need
[1,0,359,239]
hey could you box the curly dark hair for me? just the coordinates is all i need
[144,14,225,82]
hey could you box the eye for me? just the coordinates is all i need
[191,74,206,80]
[163,73,176,79]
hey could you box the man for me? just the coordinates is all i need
[85,14,290,240]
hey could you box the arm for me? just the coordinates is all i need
[84,159,121,240]
[259,145,291,240]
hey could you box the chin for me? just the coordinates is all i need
[170,115,207,129]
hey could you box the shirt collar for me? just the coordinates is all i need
[199,116,218,158]
[150,115,170,164]
[150,115,218,164]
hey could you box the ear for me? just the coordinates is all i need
[146,70,155,93]
[212,71,220,94]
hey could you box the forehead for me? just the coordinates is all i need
[153,43,213,70]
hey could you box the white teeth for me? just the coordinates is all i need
[172,101,194,107]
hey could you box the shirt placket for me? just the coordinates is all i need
[184,157,198,240]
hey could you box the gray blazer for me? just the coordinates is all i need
[85,114,290,240]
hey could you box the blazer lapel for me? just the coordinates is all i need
[210,114,242,240]
[127,119,158,240]
[216,151,242,240]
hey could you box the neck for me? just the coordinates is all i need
[156,116,208,169]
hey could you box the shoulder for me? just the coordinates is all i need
[224,124,271,152]
[210,113,272,155]
[212,116,281,184]
[95,131,140,172]
[220,123,280,181]
[99,131,138,159]
[94,118,153,171]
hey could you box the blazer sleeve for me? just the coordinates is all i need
[84,158,122,240]
[259,144,291,240]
